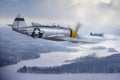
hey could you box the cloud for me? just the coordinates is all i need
[0,0,120,35]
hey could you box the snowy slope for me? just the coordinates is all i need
[0,25,120,80]
[0,25,75,67]
[0,24,119,67]
[0,25,120,67]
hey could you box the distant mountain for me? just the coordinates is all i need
[0,25,74,67]
[108,48,118,52]
[91,46,107,50]
[18,53,120,73]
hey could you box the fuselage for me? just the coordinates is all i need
[12,15,77,41]
[13,25,77,41]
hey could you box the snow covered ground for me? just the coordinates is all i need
[0,45,120,80]
[0,25,120,80]
[0,73,120,80]
[0,52,120,80]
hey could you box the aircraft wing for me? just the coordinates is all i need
[61,37,94,43]
[46,35,96,43]
[51,34,105,43]
[45,34,66,41]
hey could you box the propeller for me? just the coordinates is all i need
[75,22,81,38]
[75,22,81,32]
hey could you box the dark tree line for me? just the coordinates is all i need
[17,53,120,74]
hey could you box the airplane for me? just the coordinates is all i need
[8,14,105,43]
[90,32,104,37]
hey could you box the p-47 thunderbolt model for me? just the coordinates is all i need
[9,15,104,43]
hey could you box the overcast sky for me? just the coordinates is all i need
[0,0,120,35]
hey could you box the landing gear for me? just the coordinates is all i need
[31,28,43,38]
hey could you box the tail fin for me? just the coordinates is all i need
[13,14,27,29]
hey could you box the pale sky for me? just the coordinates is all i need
[0,0,120,35]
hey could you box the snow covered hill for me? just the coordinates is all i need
[0,25,120,67]
[0,25,74,67]
[0,25,120,80]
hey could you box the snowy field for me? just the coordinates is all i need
[0,44,120,80]
[0,25,120,80]
[0,73,120,80]
[0,55,120,80]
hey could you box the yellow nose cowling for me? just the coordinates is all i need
[71,30,77,38]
